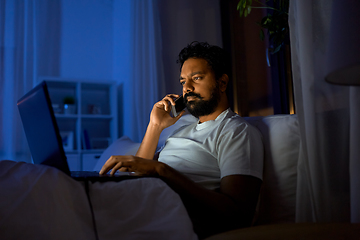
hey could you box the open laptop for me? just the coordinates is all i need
[17,81,139,182]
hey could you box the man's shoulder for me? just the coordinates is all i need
[220,109,248,128]
[220,109,262,137]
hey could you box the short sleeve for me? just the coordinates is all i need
[217,122,264,180]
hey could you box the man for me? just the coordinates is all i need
[100,42,263,238]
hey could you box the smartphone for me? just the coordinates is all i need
[171,95,186,117]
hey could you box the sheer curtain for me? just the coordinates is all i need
[0,0,61,162]
[289,0,360,222]
[114,0,165,143]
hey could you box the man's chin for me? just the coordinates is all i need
[186,102,197,110]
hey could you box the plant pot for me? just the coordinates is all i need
[64,104,76,114]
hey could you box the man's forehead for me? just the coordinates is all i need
[180,58,212,77]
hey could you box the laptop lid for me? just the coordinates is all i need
[17,81,71,175]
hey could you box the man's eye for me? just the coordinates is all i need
[194,76,201,80]
[180,81,185,85]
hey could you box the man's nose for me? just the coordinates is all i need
[183,80,194,93]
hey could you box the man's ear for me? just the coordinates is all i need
[219,74,229,92]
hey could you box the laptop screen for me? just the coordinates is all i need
[17,81,71,175]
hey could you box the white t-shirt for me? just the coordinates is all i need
[158,109,264,190]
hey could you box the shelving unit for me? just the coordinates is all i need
[38,77,118,171]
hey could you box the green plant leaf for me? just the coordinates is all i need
[237,0,289,55]
[260,29,265,41]
[237,0,253,17]
[272,44,282,54]
[238,0,245,16]
[248,0,252,7]
[237,1,241,10]
[63,96,75,104]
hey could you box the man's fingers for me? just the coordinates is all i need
[163,94,180,107]
[110,161,123,176]
[100,156,122,175]
[154,94,182,113]
[118,167,129,172]
[155,100,171,112]
[99,160,113,175]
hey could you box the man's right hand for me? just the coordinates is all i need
[149,94,185,130]
[135,94,185,159]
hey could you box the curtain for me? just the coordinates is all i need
[129,0,166,142]
[0,0,61,163]
[114,0,165,143]
[289,0,360,222]
[1,0,36,162]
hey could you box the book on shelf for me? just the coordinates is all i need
[82,129,91,150]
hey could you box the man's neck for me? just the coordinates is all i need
[197,93,229,123]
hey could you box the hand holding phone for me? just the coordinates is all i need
[171,95,186,117]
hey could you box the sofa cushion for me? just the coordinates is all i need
[245,114,300,224]
[94,136,141,171]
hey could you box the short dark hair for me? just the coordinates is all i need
[177,42,230,80]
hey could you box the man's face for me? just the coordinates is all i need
[179,58,221,118]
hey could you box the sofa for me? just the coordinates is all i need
[95,113,360,239]
[96,114,300,225]
[1,113,358,239]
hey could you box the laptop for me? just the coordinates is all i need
[17,81,139,182]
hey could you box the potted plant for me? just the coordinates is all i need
[63,96,76,114]
[237,0,289,54]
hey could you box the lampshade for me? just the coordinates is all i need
[325,0,360,85]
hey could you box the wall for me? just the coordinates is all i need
[221,0,272,116]
[59,0,223,90]
[112,0,131,138]
[59,0,224,139]
[60,0,113,80]
[157,0,223,95]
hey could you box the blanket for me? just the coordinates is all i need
[0,160,197,240]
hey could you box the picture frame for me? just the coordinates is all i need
[60,131,74,151]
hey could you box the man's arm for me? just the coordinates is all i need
[158,163,262,237]
[135,94,184,159]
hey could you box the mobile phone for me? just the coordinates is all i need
[171,95,186,117]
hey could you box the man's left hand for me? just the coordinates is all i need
[99,155,162,176]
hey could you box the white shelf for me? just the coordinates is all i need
[38,77,118,171]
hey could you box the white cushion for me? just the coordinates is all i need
[245,114,300,224]
[93,136,141,171]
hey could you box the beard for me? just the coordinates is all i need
[184,85,221,118]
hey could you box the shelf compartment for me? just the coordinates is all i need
[39,77,117,171]
[56,118,78,151]
[81,83,111,115]
[47,81,78,114]
[81,118,112,150]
